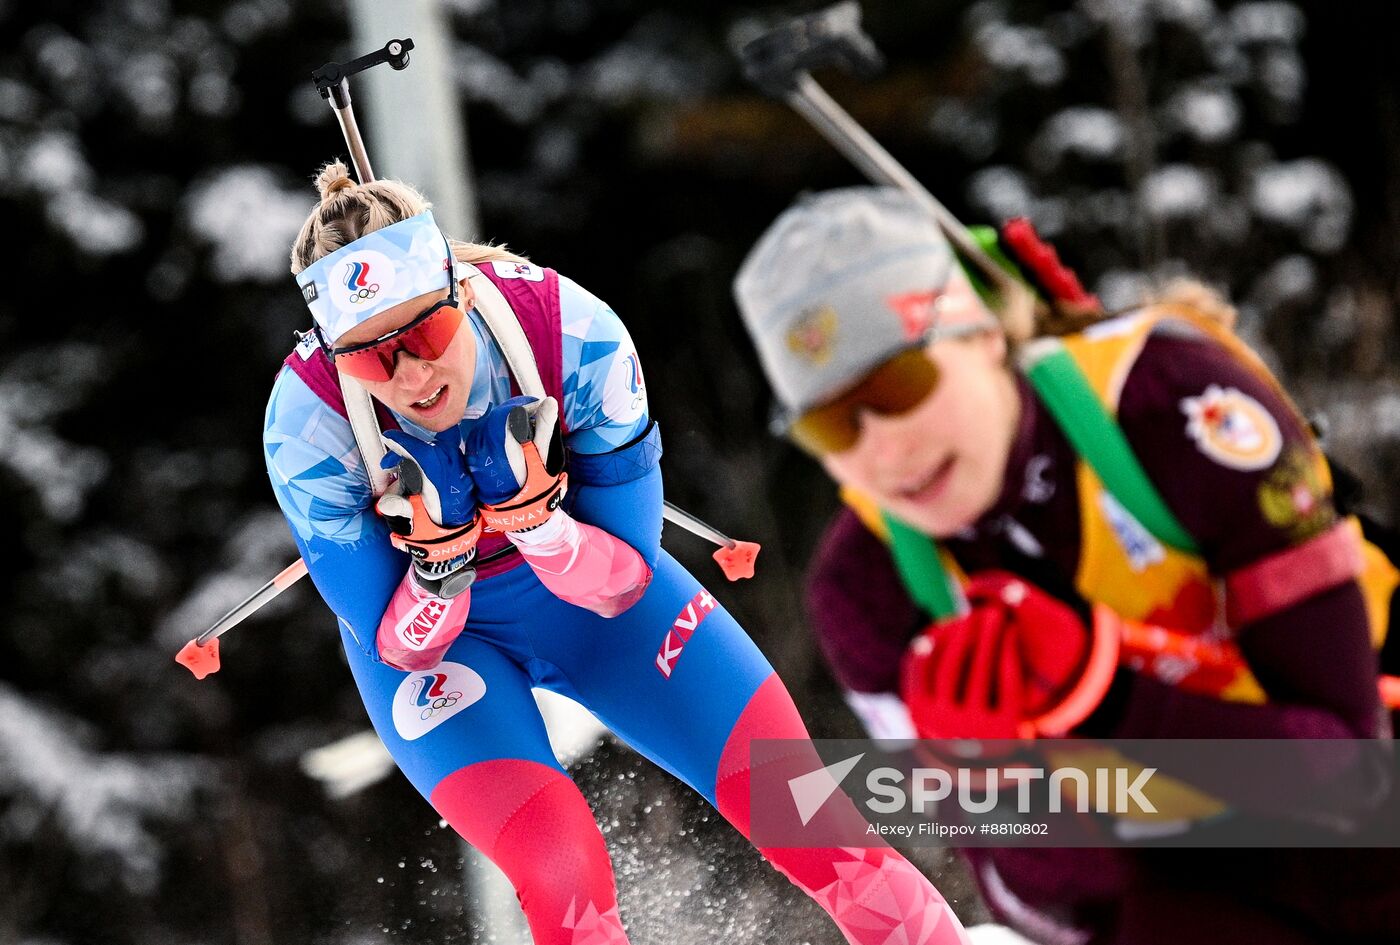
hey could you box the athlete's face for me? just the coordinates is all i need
[818,328,1020,537]
[334,280,477,433]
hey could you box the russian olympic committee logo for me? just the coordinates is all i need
[343,260,380,303]
[602,345,647,422]
[412,670,461,720]
[332,249,397,311]
[392,661,486,741]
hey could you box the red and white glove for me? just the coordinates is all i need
[900,572,1119,740]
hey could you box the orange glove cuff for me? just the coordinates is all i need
[480,440,568,533]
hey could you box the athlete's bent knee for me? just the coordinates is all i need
[431,759,628,944]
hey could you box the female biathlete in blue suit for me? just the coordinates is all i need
[262,161,970,945]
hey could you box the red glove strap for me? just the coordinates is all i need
[1023,604,1121,737]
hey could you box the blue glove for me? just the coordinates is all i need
[464,395,563,506]
[380,425,478,527]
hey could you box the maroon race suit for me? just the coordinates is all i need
[806,331,1400,944]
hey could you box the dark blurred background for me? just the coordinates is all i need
[1,1,1396,943]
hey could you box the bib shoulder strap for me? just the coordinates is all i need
[881,511,963,621]
[281,345,397,494]
[282,345,402,435]
[1021,337,1199,554]
[463,262,549,399]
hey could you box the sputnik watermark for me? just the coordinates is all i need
[749,738,1400,848]
[864,763,1157,815]
[787,753,1155,824]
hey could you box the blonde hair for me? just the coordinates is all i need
[1140,277,1238,331]
[1021,276,1238,339]
[289,159,526,275]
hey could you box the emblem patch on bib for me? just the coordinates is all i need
[392,661,486,741]
[1100,492,1165,572]
[491,260,544,282]
[1256,447,1334,540]
[1179,385,1282,471]
[294,329,320,361]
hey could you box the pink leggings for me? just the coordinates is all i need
[431,674,968,945]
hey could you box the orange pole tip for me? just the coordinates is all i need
[1380,675,1400,711]
[176,638,221,680]
[713,541,761,581]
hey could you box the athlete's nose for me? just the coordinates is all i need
[391,351,433,390]
[857,409,922,487]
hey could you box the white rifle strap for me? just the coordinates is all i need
[462,263,548,400]
[340,375,392,495]
[337,263,540,499]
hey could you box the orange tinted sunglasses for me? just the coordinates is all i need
[783,321,995,454]
[331,280,464,382]
[786,346,941,454]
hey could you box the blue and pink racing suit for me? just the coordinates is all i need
[263,259,967,945]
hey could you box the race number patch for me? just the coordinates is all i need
[1179,385,1282,471]
[392,661,486,741]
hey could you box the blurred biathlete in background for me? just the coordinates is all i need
[262,163,972,945]
[733,187,1400,945]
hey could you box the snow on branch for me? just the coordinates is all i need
[0,684,213,893]
[0,344,110,522]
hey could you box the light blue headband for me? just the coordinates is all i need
[297,210,458,344]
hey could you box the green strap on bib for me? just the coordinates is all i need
[1022,342,1199,554]
[882,510,961,621]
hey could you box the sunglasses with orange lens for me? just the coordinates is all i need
[331,275,465,382]
[786,345,942,454]
[783,317,1002,454]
